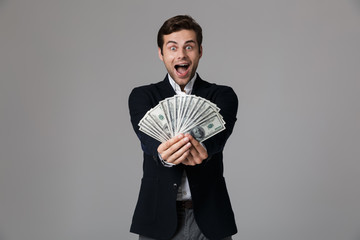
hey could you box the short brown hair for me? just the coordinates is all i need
[157,15,203,54]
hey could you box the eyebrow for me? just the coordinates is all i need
[185,40,196,44]
[166,40,197,45]
[166,41,178,45]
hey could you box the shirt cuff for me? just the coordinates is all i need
[158,153,176,167]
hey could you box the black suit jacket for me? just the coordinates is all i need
[128,75,238,240]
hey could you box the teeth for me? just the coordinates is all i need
[175,64,189,71]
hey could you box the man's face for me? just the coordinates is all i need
[158,29,202,90]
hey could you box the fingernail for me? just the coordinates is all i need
[183,137,189,142]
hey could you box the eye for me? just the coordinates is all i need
[170,46,176,51]
[186,46,192,50]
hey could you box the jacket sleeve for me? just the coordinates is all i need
[202,86,238,157]
[128,87,161,159]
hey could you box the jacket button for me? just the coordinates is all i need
[173,183,178,189]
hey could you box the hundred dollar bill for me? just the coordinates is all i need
[182,103,218,131]
[165,97,176,137]
[173,96,180,134]
[158,100,173,136]
[139,122,167,143]
[184,113,226,142]
[138,95,226,143]
[139,126,165,142]
[139,115,169,142]
[175,95,187,132]
[179,96,202,133]
[147,104,172,139]
[178,95,190,124]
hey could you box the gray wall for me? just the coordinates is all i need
[1,0,359,240]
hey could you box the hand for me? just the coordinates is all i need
[182,133,208,166]
[157,134,192,165]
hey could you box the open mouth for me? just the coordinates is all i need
[174,64,190,76]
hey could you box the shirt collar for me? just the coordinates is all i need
[168,73,197,95]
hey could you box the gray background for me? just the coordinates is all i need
[0,0,359,240]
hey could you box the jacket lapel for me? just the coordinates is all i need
[157,75,176,99]
[192,74,210,97]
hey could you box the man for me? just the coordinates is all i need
[128,15,238,240]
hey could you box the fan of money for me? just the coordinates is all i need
[138,95,226,143]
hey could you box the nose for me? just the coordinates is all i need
[177,48,187,59]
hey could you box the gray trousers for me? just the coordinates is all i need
[139,208,232,240]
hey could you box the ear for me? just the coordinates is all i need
[158,47,164,61]
[199,45,203,58]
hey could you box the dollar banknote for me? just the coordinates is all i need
[138,95,225,143]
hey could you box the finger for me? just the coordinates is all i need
[188,147,203,165]
[186,134,208,160]
[182,160,195,166]
[161,136,191,162]
[186,145,207,165]
[181,158,189,165]
[158,134,184,153]
[158,134,188,160]
[184,152,196,166]
[171,147,191,165]
[167,142,191,164]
